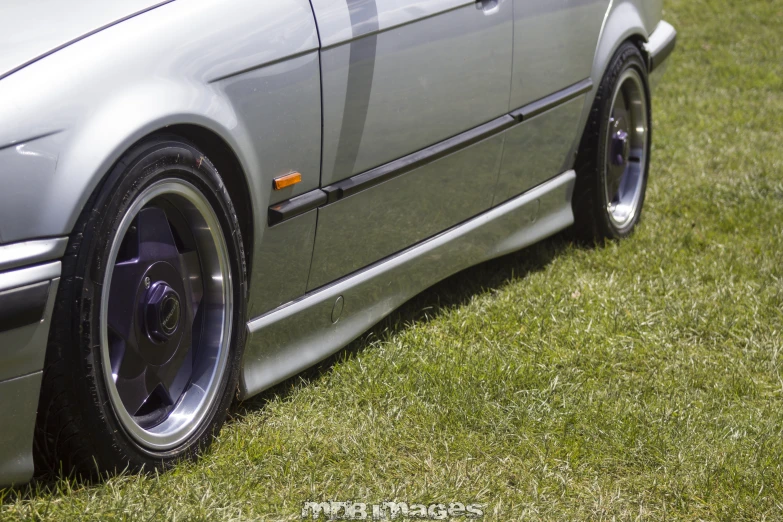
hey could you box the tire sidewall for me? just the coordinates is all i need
[57,138,246,471]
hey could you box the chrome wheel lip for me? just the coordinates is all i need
[605,68,648,229]
[100,179,233,451]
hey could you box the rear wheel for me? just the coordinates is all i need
[573,42,652,241]
[35,137,247,476]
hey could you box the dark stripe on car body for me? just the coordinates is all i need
[331,0,380,182]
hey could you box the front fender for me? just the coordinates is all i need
[0,80,260,246]
[0,0,318,245]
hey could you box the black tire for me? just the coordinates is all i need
[34,136,247,478]
[572,41,652,241]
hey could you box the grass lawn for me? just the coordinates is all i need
[3,0,783,519]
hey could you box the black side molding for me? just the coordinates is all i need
[0,281,50,333]
[650,31,677,72]
[322,115,516,204]
[268,189,327,226]
[267,78,593,225]
[510,78,593,121]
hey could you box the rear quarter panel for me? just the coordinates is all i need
[565,0,662,163]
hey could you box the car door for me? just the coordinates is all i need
[306,0,513,290]
[494,0,611,204]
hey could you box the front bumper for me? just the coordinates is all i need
[645,20,677,89]
[0,238,66,486]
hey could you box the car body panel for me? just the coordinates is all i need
[243,170,576,397]
[314,0,513,186]
[0,238,67,273]
[0,372,43,486]
[308,133,504,290]
[217,51,323,207]
[510,0,610,110]
[250,211,319,317]
[0,0,320,245]
[0,260,60,486]
[0,0,169,81]
[309,0,512,291]
[0,0,675,486]
[0,279,58,382]
[493,96,586,205]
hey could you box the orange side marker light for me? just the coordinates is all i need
[273,172,302,190]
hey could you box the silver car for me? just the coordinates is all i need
[0,0,676,485]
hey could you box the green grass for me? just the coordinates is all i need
[3,0,783,519]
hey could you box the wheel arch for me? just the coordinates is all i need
[54,96,260,280]
[158,124,255,277]
[593,1,652,78]
[568,0,653,170]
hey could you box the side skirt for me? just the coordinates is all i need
[240,170,576,398]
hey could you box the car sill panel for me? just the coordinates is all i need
[241,169,576,398]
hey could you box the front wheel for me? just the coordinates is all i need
[572,41,652,241]
[35,137,247,476]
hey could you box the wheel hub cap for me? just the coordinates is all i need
[145,281,182,342]
[611,128,630,166]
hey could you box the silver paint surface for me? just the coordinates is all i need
[0,279,58,382]
[0,268,59,486]
[242,170,576,398]
[0,0,319,246]
[644,20,677,62]
[317,0,513,185]
[250,211,319,317]
[493,97,586,204]
[0,372,43,486]
[510,0,610,110]
[0,0,167,80]
[0,238,67,272]
[217,51,322,207]
[309,134,504,290]
[0,262,60,293]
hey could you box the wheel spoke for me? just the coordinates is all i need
[152,328,194,404]
[607,166,625,201]
[619,159,641,197]
[137,207,180,263]
[115,347,155,416]
[107,260,145,343]
[179,250,203,318]
[616,88,630,125]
